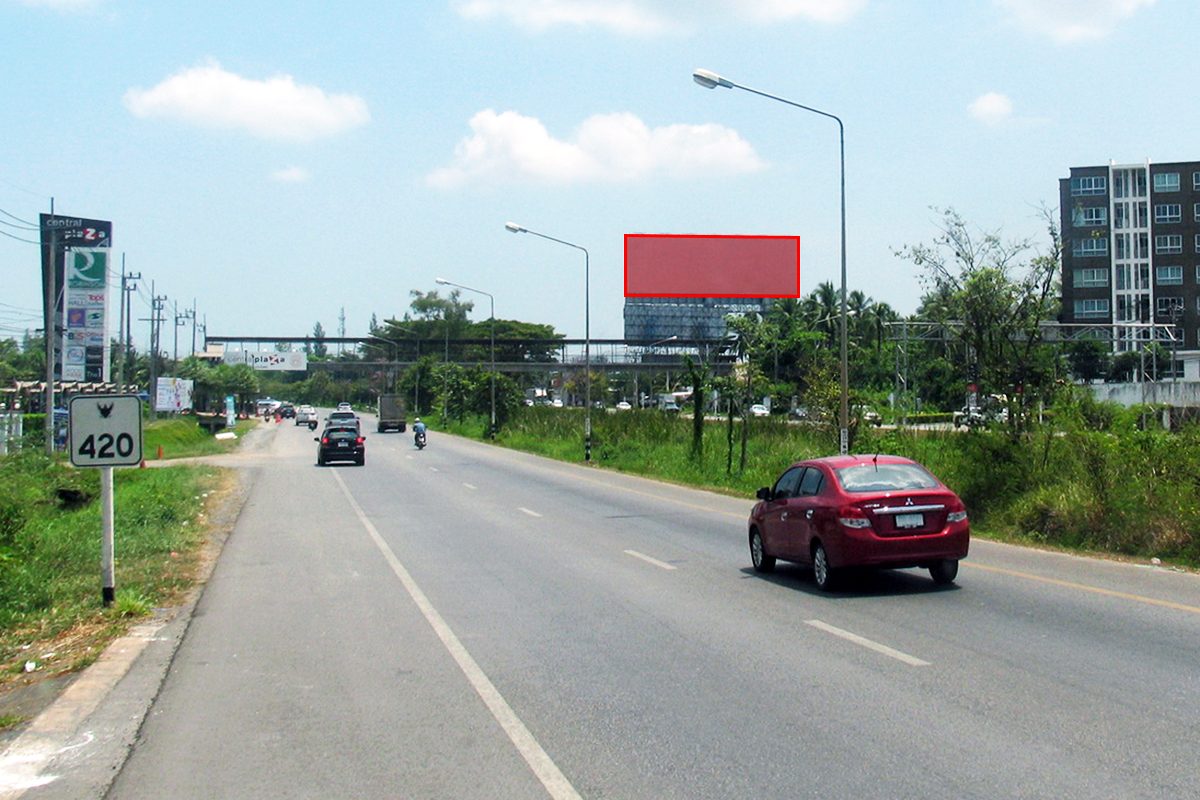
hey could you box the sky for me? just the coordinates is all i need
[1,0,1195,353]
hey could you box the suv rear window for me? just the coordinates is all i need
[325,428,359,440]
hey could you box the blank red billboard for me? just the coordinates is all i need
[624,234,800,298]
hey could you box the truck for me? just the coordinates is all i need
[377,394,407,433]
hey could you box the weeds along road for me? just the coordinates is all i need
[35,416,1200,798]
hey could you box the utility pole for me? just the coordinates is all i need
[116,258,140,390]
[173,304,194,372]
[142,286,166,418]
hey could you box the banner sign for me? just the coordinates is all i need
[155,378,194,412]
[222,350,308,371]
[62,248,110,382]
[40,215,113,383]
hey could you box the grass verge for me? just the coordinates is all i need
[0,449,238,730]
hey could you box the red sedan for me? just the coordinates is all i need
[748,454,969,590]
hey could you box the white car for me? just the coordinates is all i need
[616,401,632,411]
[749,404,770,417]
[294,405,317,426]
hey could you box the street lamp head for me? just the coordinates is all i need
[504,222,526,233]
[693,68,732,90]
[435,277,449,285]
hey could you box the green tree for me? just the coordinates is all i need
[310,322,328,358]
[895,207,1061,424]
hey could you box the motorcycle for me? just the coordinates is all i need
[414,430,427,450]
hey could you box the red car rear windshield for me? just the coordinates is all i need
[835,464,940,493]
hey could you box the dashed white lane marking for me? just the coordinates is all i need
[463,483,477,490]
[332,472,582,800]
[805,619,930,667]
[623,550,677,570]
[518,508,542,518]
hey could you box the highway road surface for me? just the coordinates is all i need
[9,414,1200,798]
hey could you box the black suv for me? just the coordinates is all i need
[315,425,365,466]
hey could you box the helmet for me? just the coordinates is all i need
[414,417,421,422]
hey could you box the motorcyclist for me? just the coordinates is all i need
[413,417,427,447]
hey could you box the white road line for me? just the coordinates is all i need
[805,619,930,667]
[623,550,678,570]
[429,467,440,472]
[518,507,543,518]
[463,483,477,490]
[332,472,582,800]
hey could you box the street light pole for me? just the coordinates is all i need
[436,278,495,437]
[693,68,849,455]
[505,222,592,461]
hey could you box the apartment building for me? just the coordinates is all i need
[1060,160,1200,379]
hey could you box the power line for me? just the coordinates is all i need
[0,227,38,245]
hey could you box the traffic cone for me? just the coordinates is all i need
[157,444,164,459]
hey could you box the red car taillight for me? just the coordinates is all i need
[947,498,968,523]
[356,437,364,445]
[321,437,330,444]
[838,506,872,529]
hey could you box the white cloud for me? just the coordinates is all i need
[453,0,865,34]
[427,109,765,188]
[271,167,311,183]
[123,61,370,142]
[968,92,1013,126]
[995,0,1157,43]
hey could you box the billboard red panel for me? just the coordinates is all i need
[624,234,800,298]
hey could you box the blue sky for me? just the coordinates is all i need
[0,0,1192,351]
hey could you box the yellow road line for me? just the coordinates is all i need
[966,561,1200,615]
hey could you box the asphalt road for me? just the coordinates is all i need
[10,415,1200,798]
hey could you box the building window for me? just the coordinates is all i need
[1071,176,1107,196]
[1074,268,1109,287]
[1194,172,1200,190]
[1196,234,1200,253]
[1156,234,1183,254]
[1157,265,1183,285]
[1155,204,1182,223]
[1073,206,1108,227]
[1157,297,1183,317]
[1195,203,1200,222]
[1074,299,1110,319]
[1154,172,1180,192]
[1074,237,1109,257]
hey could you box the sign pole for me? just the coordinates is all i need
[68,394,143,607]
[101,466,115,606]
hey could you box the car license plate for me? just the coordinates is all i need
[337,441,349,448]
[895,513,924,529]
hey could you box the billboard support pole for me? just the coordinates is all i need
[44,221,56,456]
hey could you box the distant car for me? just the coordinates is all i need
[337,402,353,412]
[277,403,295,419]
[315,425,365,466]
[748,454,969,590]
[294,405,317,426]
[550,399,564,408]
[325,410,360,431]
[616,401,632,411]
[660,402,680,413]
[858,407,882,426]
[749,403,770,417]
